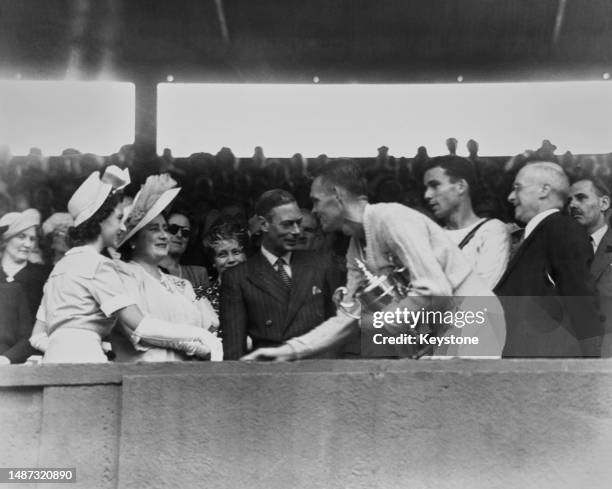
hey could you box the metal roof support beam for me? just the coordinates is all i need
[552,0,568,47]
[214,0,231,45]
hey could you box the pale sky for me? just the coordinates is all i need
[0,81,135,155]
[1,80,610,157]
[158,81,612,157]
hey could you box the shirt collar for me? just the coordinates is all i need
[260,245,292,267]
[524,209,559,240]
[65,244,100,256]
[591,224,608,251]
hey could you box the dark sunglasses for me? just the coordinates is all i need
[168,224,191,238]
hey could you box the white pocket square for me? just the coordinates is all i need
[312,286,322,295]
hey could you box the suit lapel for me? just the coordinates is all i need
[591,228,612,280]
[497,214,551,287]
[284,252,315,327]
[246,253,290,306]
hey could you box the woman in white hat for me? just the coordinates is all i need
[30,167,221,363]
[0,210,49,365]
[0,209,50,317]
[112,174,220,362]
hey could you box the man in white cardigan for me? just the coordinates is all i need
[243,160,506,361]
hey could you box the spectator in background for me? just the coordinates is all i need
[247,213,264,252]
[31,186,57,222]
[410,145,430,188]
[295,209,322,251]
[159,211,210,294]
[253,146,266,169]
[219,204,248,228]
[160,148,174,173]
[372,176,404,204]
[424,155,510,289]
[201,220,249,317]
[376,145,396,172]
[466,139,507,219]
[446,137,458,156]
[13,191,31,212]
[569,177,612,356]
[0,209,50,316]
[0,212,49,365]
[61,148,83,176]
[467,139,480,162]
[41,213,73,266]
[535,140,557,161]
[216,147,238,171]
[305,154,328,179]
[0,193,12,217]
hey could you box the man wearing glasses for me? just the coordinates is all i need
[494,162,602,357]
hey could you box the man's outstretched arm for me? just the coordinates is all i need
[241,312,358,361]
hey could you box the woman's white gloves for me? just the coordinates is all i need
[30,332,50,353]
[132,316,223,361]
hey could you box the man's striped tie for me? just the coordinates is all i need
[275,257,291,288]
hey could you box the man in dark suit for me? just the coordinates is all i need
[569,177,612,355]
[221,189,344,359]
[494,162,602,357]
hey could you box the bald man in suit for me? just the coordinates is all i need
[221,189,344,360]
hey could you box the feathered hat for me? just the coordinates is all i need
[118,174,180,248]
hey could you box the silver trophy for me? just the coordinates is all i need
[333,257,413,316]
[342,258,450,359]
[353,258,401,313]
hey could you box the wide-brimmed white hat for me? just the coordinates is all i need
[118,174,180,248]
[0,208,41,240]
[68,166,130,227]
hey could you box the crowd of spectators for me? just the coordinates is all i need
[1,137,611,363]
[2,139,612,258]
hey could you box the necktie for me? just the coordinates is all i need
[275,257,291,288]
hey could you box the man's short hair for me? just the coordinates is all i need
[315,159,367,197]
[425,155,477,192]
[254,189,296,220]
[572,175,611,198]
[523,161,570,202]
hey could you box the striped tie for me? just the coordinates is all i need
[275,257,291,288]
